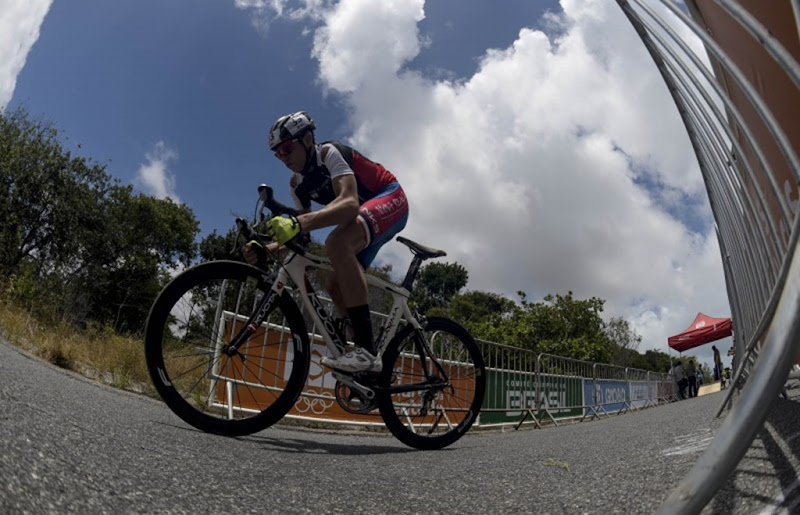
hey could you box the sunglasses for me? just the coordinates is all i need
[274,139,296,159]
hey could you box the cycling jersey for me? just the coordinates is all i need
[290,141,398,210]
[289,141,408,268]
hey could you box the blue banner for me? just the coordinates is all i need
[584,379,628,415]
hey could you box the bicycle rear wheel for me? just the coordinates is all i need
[377,317,486,450]
[144,260,310,436]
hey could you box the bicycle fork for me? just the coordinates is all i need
[223,286,280,358]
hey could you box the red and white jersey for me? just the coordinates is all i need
[290,141,398,210]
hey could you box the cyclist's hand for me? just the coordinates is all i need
[242,240,266,265]
[265,215,301,245]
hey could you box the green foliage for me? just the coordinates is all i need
[436,289,611,360]
[429,285,668,371]
[540,336,612,364]
[366,262,396,314]
[605,316,644,367]
[0,108,112,278]
[643,349,673,373]
[74,188,197,332]
[410,261,468,314]
[199,228,240,262]
[0,107,199,334]
[443,290,516,325]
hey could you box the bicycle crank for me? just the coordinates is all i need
[333,371,377,414]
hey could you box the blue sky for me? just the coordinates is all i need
[2,0,732,368]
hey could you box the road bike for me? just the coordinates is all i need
[144,185,486,450]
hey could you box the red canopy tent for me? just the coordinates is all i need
[667,313,732,353]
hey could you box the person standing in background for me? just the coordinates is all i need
[671,360,687,400]
[697,365,704,387]
[687,359,697,398]
[713,345,723,383]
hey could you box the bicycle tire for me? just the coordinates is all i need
[144,260,310,436]
[377,317,486,450]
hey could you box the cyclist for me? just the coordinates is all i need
[243,111,409,373]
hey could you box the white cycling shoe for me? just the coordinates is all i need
[321,347,381,373]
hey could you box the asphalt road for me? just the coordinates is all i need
[2,338,800,514]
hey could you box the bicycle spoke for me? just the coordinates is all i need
[378,316,486,449]
[145,261,310,435]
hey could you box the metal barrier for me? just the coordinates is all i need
[616,1,800,512]
[234,291,674,429]
[479,339,542,428]
[590,363,632,418]
[536,353,596,427]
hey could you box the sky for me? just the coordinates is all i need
[1,0,733,369]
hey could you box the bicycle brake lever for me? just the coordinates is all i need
[258,183,299,217]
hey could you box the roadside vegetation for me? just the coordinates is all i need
[0,301,152,394]
[0,108,697,395]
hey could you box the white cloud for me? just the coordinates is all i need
[312,0,425,93]
[233,0,283,33]
[0,0,53,110]
[233,0,329,33]
[136,141,180,202]
[252,0,733,364]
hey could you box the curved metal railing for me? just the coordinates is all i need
[615,1,800,512]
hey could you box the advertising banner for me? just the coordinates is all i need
[481,369,583,425]
[585,379,628,415]
[218,316,381,423]
[217,315,481,426]
[629,381,658,409]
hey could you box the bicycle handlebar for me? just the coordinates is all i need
[236,184,307,256]
[258,184,299,217]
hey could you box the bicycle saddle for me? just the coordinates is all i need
[396,236,446,259]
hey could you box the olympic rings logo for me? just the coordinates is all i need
[294,389,335,414]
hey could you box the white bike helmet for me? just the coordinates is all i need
[268,111,316,151]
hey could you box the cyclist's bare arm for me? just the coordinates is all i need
[242,173,358,265]
[296,174,359,232]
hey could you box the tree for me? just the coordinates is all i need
[0,107,113,280]
[1,108,199,334]
[456,290,614,362]
[410,261,468,314]
[539,335,612,364]
[643,350,673,373]
[199,228,240,262]
[81,187,198,332]
[605,316,643,367]
[444,290,516,324]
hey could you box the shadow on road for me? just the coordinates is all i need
[239,434,419,455]
[154,420,423,455]
[705,382,800,513]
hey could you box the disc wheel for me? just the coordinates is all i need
[377,317,486,450]
[144,260,310,436]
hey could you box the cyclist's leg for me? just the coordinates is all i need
[325,220,373,353]
[349,183,408,353]
[324,273,346,316]
[323,183,408,366]
[354,182,408,269]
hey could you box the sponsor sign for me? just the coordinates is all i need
[629,381,658,409]
[585,379,628,415]
[216,315,479,426]
[481,369,583,424]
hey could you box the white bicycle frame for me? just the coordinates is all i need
[267,248,422,359]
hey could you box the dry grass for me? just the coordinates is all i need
[0,302,154,396]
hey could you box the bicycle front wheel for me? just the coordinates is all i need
[377,317,486,450]
[144,260,310,436]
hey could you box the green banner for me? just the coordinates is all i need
[480,369,584,425]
